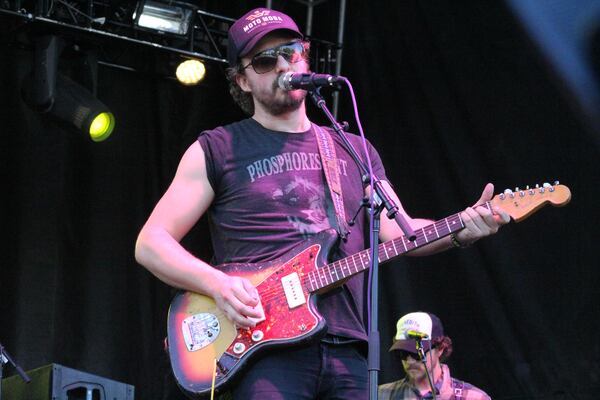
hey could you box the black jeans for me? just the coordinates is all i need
[231,338,368,399]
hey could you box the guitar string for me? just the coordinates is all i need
[199,200,488,319]
[198,206,495,342]
[203,222,460,343]
[251,214,465,303]
[251,213,465,301]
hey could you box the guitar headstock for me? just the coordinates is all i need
[491,181,571,222]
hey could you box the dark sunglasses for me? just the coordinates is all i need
[394,346,436,361]
[241,41,308,74]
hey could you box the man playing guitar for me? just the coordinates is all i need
[135,7,508,399]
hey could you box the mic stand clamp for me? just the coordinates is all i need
[415,339,437,400]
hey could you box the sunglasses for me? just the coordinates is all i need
[241,41,308,74]
[394,346,436,361]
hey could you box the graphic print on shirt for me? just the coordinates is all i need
[245,151,348,183]
[243,150,351,238]
[271,176,334,238]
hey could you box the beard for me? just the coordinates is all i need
[252,78,307,116]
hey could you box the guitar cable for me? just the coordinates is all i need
[210,358,217,400]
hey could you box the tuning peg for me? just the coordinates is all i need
[513,186,525,197]
[504,188,515,198]
[554,180,560,185]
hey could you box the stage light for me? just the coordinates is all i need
[22,35,116,142]
[175,59,206,85]
[134,0,194,36]
[89,112,116,142]
[49,73,116,142]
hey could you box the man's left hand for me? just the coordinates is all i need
[455,183,510,246]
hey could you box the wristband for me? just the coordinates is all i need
[450,233,470,248]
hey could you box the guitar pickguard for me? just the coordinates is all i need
[223,243,322,358]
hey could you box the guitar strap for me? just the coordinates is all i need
[313,124,351,240]
[452,379,464,399]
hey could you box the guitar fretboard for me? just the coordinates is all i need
[305,202,491,292]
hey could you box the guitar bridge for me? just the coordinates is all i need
[181,313,221,352]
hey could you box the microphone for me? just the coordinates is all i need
[405,330,429,340]
[277,72,344,91]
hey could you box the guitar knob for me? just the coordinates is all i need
[233,342,246,354]
[251,330,264,342]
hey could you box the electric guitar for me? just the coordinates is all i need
[167,182,571,398]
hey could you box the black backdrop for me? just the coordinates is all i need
[1,1,598,399]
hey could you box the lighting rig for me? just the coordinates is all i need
[0,0,342,140]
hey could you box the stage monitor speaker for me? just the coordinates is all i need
[1,363,135,400]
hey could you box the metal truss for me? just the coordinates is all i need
[0,0,344,80]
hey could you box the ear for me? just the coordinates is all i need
[235,72,251,93]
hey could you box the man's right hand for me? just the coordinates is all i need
[211,273,263,329]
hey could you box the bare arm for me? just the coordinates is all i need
[135,142,261,327]
[377,181,509,256]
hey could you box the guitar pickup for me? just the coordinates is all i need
[281,272,307,309]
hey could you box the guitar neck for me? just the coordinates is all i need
[305,202,491,292]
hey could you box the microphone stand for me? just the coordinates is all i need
[415,339,437,400]
[0,342,31,400]
[308,88,417,400]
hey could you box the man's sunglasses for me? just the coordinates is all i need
[394,346,436,361]
[241,41,308,74]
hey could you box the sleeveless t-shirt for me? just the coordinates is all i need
[197,117,388,340]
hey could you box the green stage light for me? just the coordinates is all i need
[89,112,115,142]
[22,35,116,142]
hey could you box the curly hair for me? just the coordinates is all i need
[226,65,255,115]
[432,336,453,362]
